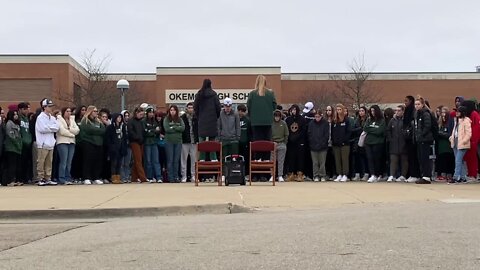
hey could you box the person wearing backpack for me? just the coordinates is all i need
[413,96,434,184]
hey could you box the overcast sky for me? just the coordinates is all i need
[1,0,479,73]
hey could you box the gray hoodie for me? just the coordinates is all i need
[218,109,240,141]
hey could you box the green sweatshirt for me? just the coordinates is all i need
[19,114,32,146]
[271,120,289,144]
[144,118,160,145]
[163,117,185,144]
[364,118,386,145]
[5,121,22,154]
[246,89,277,126]
[80,118,106,146]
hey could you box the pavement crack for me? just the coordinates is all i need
[327,186,366,204]
[91,186,138,209]
[0,224,90,254]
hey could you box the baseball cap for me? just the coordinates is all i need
[223,98,233,106]
[40,98,54,107]
[303,102,314,113]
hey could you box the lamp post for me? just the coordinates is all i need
[116,79,129,111]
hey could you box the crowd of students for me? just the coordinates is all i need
[0,75,479,187]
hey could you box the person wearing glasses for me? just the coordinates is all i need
[56,107,80,185]
[79,106,106,185]
[35,98,60,186]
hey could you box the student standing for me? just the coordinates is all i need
[180,102,198,183]
[218,98,241,159]
[413,96,434,184]
[386,105,408,182]
[163,105,185,183]
[331,104,351,182]
[4,110,22,186]
[144,107,162,182]
[17,102,33,184]
[308,110,330,182]
[194,79,221,161]
[56,107,80,185]
[80,106,106,185]
[364,105,386,183]
[106,113,128,184]
[35,98,60,186]
[128,107,148,183]
[449,106,471,183]
[271,110,289,182]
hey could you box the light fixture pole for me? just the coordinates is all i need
[116,79,129,111]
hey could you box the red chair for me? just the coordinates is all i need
[195,141,222,186]
[249,141,276,186]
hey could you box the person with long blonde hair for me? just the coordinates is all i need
[79,106,106,185]
[246,75,277,142]
[331,104,352,182]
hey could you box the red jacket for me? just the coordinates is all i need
[470,110,480,143]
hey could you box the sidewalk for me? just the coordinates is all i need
[0,182,479,211]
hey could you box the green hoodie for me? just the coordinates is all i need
[364,118,386,145]
[144,118,160,145]
[80,118,106,146]
[163,117,185,144]
[5,120,22,154]
[19,114,32,146]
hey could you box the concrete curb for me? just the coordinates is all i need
[0,203,254,219]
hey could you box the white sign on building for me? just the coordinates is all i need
[165,89,252,104]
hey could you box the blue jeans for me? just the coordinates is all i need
[121,147,132,181]
[57,143,75,184]
[453,147,467,180]
[165,142,181,182]
[144,144,162,180]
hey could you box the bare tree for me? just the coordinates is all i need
[329,54,382,109]
[55,49,145,110]
[298,83,339,111]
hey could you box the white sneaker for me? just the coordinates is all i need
[268,177,273,182]
[211,159,218,162]
[387,176,395,182]
[334,175,342,182]
[320,177,327,182]
[352,173,361,181]
[46,180,58,186]
[361,174,369,181]
[340,175,348,182]
[396,176,406,182]
[314,177,320,182]
[278,176,284,182]
[222,176,225,183]
[84,180,92,185]
[94,180,104,185]
[181,178,187,183]
[367,176,378,183]
[405,177,417,183]
[157,179,163,183]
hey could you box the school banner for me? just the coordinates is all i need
[165,89,251,104]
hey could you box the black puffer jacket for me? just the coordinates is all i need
[308,118,329,151]
[414,108,433,143]
[106,114,128,160]
[181,113,199,143]
[194,87,221,137]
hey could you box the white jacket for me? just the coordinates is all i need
[56,115,80,145]
[35,112,60,150]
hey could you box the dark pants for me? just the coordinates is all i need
[354,147,368,177]
[365,143,384,176]
[406,141,420,178]
[239,142,250,174]
[417,142,432,178]
[6,151,21,185]
[286,142,305,174]
[437,152,455,175]
[71,142,83,180]
[326,147,336,178]
[111,156,122,175]
[19,143,33,183]
[82,142,103,180]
